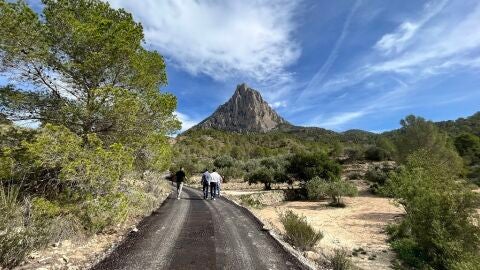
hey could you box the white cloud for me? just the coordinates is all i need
[107,0,301,83]
[314,111,366,129]
[297,0,480,128]
[174,111,199,132]
[270,100,287,109]
[374,0,449,54]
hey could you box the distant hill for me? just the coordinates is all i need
[436,112,480,137]
[187,83,479,143]
[193,83,290,132]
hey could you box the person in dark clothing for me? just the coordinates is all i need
[175,167,187,199]
[201,169,211,199]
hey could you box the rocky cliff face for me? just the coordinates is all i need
[194,83,290,132]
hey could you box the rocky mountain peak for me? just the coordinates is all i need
[193,83,290,132]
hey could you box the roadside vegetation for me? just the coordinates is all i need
[279,210,323,251]
[0,0,178,268]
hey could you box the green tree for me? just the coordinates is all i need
[385,149,480,269]
[394,115,462,172]
[287,152,341,181]
[0,0,180,171]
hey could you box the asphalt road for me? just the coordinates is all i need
[92,185,305,270]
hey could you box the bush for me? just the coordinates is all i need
[287,152,341,181]
[385,149,480,269]
[365,146,390,161]
[306,177,357,206]
[326,178,358,207]
[0,187,54,268]
[239,194,264,209]
[279,210,323,251]
[306,176,328,200]
[344,148,364,162]
[329,248,353,270]
[81,193,129,233]
[213,155,235,168]
[219,166,244,182]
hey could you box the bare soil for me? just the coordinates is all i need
[222,179,404,270]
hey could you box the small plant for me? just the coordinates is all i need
[239,195,264,209]
[329,248,353,270]
[279,210,323,251]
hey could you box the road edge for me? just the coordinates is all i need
[88,188,173,269]
[220,195,319,270]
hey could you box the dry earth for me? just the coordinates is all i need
[221,164,405,270]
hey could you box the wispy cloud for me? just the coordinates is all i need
[107,0,301,84]
[174,111,199,132]
[298,0,480,129]
[296,0,362,102]
[374,0,449,54]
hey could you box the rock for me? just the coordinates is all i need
[62,255,69,263]
[52,242,60,247]
[304,251,320,261]
[61,240,72,248]
[193,83,290,132]
[28,252,40,259]
[132,226,139,233]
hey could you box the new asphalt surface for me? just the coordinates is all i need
[91,185,305,270]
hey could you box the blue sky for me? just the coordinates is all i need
[15,0,480,132]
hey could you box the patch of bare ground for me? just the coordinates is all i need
[222,167,404,269]
[13,185,171,270]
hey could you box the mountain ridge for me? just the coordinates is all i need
[193,83,290,132]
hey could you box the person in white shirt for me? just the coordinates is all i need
[209,169,222,200]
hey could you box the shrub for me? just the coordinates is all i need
[81,193,129,233]
[344,148,364,162]
[239,194,263,209]
[385,149,480,269]
[306,176,328,200]
[279,210,323,251]
[326,178,358,207]
[0,187,54,268]
[213,155,235,168]
[287,152,341,181]
[329,248,353,270]
[219,166,244,182]
[365,146,390,161]
[306,177,357,206]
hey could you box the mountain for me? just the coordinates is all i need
[193,83,290,132]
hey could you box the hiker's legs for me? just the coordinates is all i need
[216,184,220,197]
[177,182,184,199]
[202,184,209,199]
[210,182,217,199]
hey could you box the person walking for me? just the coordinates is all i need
[209,169,222,200]
[201,169,211,199]
[216,171,223,197]
[175,167,187,199]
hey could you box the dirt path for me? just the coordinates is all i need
[91,186,305,270]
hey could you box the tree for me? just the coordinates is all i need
[306,177,357,206]
[394,116,462,173]
[287,152,341,181]
[385,149,480,269]
[454,133,480,165]
[0,0,180,171]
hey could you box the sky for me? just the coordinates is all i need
[15,0,480,132]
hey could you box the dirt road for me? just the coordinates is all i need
[92,186,304,270]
